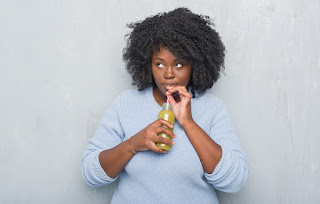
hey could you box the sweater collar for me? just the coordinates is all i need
[146,87,163,111]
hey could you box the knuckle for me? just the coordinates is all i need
[144,131,150,138]
[165,129,172,134]
[152,146,162,153]
[167,139,173,145]
[147,128,155,135]
[168,132,174,137]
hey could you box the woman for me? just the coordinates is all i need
[82,7,248,203]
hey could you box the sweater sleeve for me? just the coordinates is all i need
[204,101,249,193]
[81,99,124,187]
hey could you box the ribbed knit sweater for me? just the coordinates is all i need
[82,87,248,204]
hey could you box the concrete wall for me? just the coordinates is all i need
[0,0,319,203]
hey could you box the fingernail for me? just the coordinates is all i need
[172,141,175,145]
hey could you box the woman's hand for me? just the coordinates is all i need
[166,85,194,127]
[130,119,176,153]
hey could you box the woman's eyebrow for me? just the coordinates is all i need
[154,57,165,61]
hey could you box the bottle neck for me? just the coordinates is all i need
[162,103,172,111]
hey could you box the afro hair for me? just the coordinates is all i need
[123,7,225,96]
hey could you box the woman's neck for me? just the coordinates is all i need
[152,86,167,106]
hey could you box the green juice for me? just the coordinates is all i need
[156,103,175,151]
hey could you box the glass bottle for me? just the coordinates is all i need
[155,103,175,151]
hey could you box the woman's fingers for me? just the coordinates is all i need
[155,119,174,129]
[177,89,192,98]
[167,85,187,94]
[167,94,177,105]
[154,125,176,139]
[149,143,167,154]
[154,134,175,146]
[167,86,192,99]
[137,119,175,154]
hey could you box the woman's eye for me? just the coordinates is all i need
[156,63,164,68]
[176,63,183,68]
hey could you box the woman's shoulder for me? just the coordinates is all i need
[103,88,146,114]
[193,92,232,122]
[116,87,150,100]
[111,87,151,108]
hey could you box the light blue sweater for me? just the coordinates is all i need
[82,87,248,203]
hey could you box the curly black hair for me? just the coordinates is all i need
[123,7,225,96]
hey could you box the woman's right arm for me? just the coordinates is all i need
[99,119,175,178]
[82,104,175,187]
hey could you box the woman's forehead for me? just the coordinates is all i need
[152,44,189,63]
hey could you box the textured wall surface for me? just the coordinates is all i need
[0,0,319,203]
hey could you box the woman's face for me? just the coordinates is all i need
[151,45,192,102]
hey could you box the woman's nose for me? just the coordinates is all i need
[164,66,175,79]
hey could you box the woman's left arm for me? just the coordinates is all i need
[167,86,248,193]
[167,86,222,173]
[182,118,223,173]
